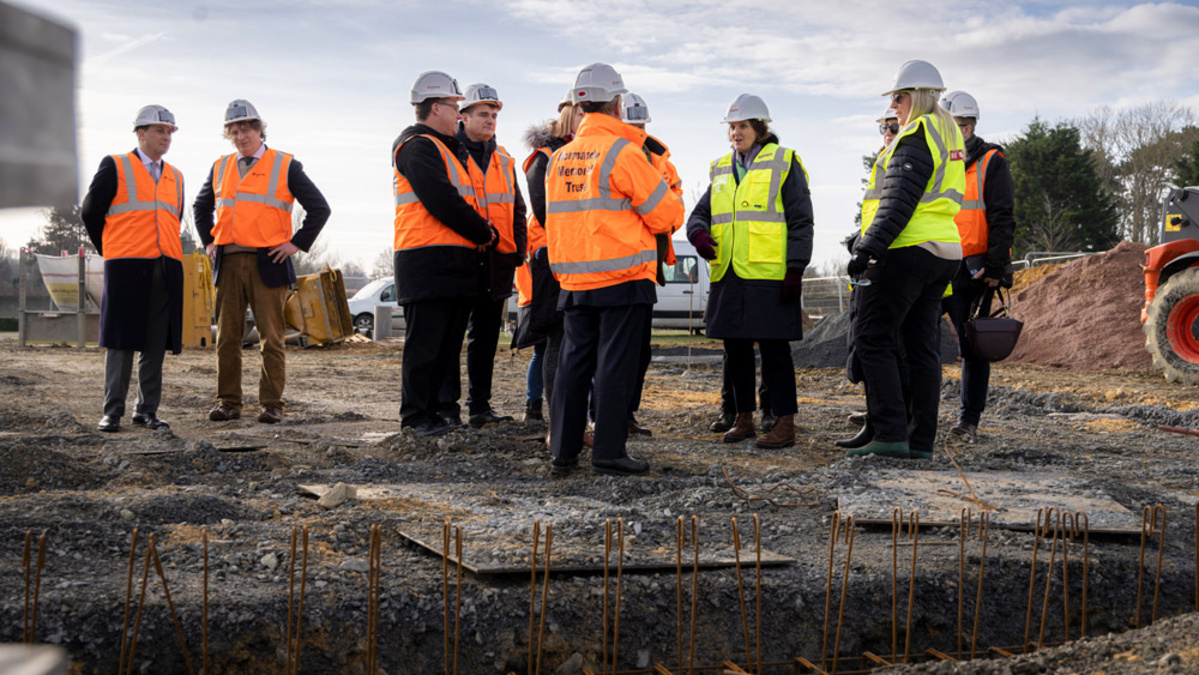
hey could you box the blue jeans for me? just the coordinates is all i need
[526,341,545,403]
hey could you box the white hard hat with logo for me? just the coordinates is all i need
[722,94,771,124]
[572,63,627,103]
[462,83,503,112]
[941,90,980,121]
[558,88,574,111]
[410,71,465,104]
[876,106,899,123]
[133,105,177,131]
[622,92,651,124]
[882,60,945,95]
[224,99,260,125]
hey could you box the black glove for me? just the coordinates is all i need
[846,252,869,278]
[843,232,860,255]
[692,230,718,261]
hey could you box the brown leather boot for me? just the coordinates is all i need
[756,414,795,448]
[722,412,756,443]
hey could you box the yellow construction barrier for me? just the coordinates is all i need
[284,266,353,346]
[181,252,214,348]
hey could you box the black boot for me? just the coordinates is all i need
[834,420,874,449]
[709,410,735,433]
[760,408,777,432]
[524,399,544,422]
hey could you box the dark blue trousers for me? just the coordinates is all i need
[942,273,995,426]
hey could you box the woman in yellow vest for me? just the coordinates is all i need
[686,94,814,449]
[845,60,966,460]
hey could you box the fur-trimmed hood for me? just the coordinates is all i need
[524,121,562,151]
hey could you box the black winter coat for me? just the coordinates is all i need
[513,127,569,348]
[391,124,494,304]
[80,153,184,354]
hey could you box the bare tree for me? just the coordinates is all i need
[1077,101,1197,245]
[370,248,394,279]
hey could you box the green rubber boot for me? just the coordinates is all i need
[909,447,934,460]
[847,440,910,459]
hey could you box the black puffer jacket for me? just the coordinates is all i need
[853,133,934,259]
[513,124,569,346]
[965,134,1015,282]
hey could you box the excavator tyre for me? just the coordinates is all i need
[1144,266,1199,385]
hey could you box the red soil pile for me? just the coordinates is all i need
[1006,241,1152,370]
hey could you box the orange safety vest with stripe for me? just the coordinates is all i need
[103,152,184,260]
[463,144,518,254]
[514,147,552,307]
[647,134,683,266]
[210,148,296,248]
[545,113,684,292]
[954,148,1001,257]
[393,134,479,251]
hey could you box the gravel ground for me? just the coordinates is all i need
[0,339,1196,674]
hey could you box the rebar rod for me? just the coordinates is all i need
[957,509,970,659]
[1036,509,1061,649]
[125,532,155,675]
[831,515,855,675]
[1135,505,1165,628]
[528,520,541,675]
[890,509,900,663]
[1150,505,1165,625]
[1061,513,1075,642]
[603,519,611,675]
[753,514,763,675]
[150,539,195,675]
[903,511,919,665]
[21,530,31,645]
[31,532,45,645]
[731,517,752,671]
[287,525,299,674]
[368,524,381,675]
[444,521,451,675]
[820,512,842,670]
[1076,511,1090,637]
[203,529,209,675]
[291,525,310,675]
[688,517,699,675]
[675,517,684,675]
[1022,508,1046,653]
[612,519,625,675]
[535,524,552,675]
[969,512,990,660]
[118,528,138,672]
[454,525,463,675]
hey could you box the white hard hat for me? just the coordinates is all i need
[572,62,627,103]
[462,83,503,112]
[410,71,464,104]
[941,90,980,121]
[883,60,945,95]
[876,106,898,123]
[224,99,260,125]
[133,104,177,131]
[622,92,651,124]
[558,88,575,111]
[722,94,771,124]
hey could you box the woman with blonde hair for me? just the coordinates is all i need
[845,60,966,460]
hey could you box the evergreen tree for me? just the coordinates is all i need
[1175,137,1199,187]
[1005,118,1120,255]
[27,205,95,255]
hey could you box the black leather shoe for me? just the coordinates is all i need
[469,409,514,429]
[208,403,241,421]
[592,455,650,476]
[760,410,777,432]
[440,412,464,428]
[834,422,874,449]
[97,415,120,433]
[410,417,450,437]
[550,456,580,476]
[132,413,170,430]
[627,418,653,437]
[709,411,735,433]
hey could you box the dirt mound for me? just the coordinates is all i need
[1007,241,1152,370]
[1008,262,1064,295]
[792,311,958,368]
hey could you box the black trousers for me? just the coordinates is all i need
[854,247,957,450]
[438,296,505,417]
[551,302,648,463]
[103,258,169,417]
[400,298,471,427]
[942,274,994,426]
[724,339,797,416]
[628,306,653,417]
[720,352,770,416]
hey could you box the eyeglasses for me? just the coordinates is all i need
[434,100,460,113]
[956,120,973,129]
[890,91,911,105]
[879,121,899,136]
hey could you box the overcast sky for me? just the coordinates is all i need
[5,0,1199,274]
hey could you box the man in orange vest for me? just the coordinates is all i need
[546,63,684,476]
[194,99,331,425]
[393,71,498,437]
[82,105,185,433]
[940,91,1015,440]
[435,83,527,429]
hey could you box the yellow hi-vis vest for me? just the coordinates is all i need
[708,144,808,282]
[859,113,965,248]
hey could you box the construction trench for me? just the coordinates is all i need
[3,246,1199,674]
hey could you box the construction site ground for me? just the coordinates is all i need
[1,337,1198,674]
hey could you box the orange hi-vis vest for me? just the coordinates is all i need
[464,144,518,254]
[210,148,295,248]
[103,152,184,261]
[515,147,552,307]
[393,135,479,251]
[954,148,1001,257]
[545,113,684,292]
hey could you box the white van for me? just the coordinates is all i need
[346,278,403,338]
[652,238,710,333]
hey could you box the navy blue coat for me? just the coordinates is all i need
[80,153,184,354]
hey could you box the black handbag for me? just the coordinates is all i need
[962,287,1023,362]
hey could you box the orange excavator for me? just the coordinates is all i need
[1142,186,1199,384]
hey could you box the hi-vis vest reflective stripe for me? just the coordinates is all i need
[104,152,184,260]
[464,144,517,254]
[546,134,669,290]
[859,114,965,249]
[707,144,806,282]
[954,148,1000,257]
[393,134,479,251]
[211,148,295,248]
